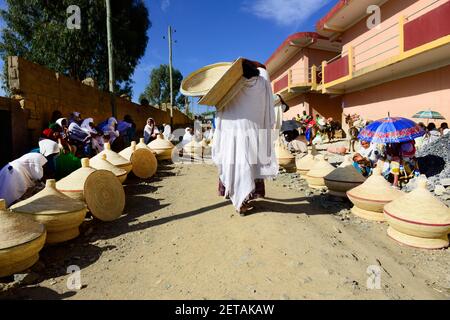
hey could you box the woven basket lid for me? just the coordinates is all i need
[149,134,175,152]
[384,178,450,225]
[90,154,127,178]
[181,62,233,97]
[307,156,335,178]
[130,148,158,179]
[325,162,366,183]
[56,158,96,192]
[183,140,202,151]
[296,146,318,170]
[10,180,86,215]
[119,141,137,161]
[93,142,130,167]
[348,168,404,201]
[84,170,125,222]
[0,199,45,250]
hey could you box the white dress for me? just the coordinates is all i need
[212,73,278,210]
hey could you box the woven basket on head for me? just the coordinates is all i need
[56,158,96,201]
[10,180,87,244]
[148,134,175,161]
[84,170,125,222]
[181,62,233,97]
[198,58,244,108]
[296,146,319,176]
[0,199,46,277]
[324,158,366,198]
[90,154,128,184]
[384,178,450,250]
[94,143,132,174]
[347,168,404,222]
[305,155,335,189]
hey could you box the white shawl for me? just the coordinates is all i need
[212,74,278,210]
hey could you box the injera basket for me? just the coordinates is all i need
[181,62,232,97]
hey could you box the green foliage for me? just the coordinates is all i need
[140,64,184,108]
[0,0,151,97]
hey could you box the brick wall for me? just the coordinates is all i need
[7,56,193,146]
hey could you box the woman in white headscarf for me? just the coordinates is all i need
[81,118,104,153]
[212,59,278,215]
[102,117,120,145]
[163,123,173,141]
[144,118,160,144]
[0,153,48,206]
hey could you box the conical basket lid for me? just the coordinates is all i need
[296,146,318,170]
[275,142,294,160]
[325,163,366,183]
[94,143,130,167]
[90,154,127,178]
[200,139,209,148]
[0,199,45,250]
[10,180,86,215]
[130,148,158,179]
[184,140,202,151]
[149,134,174,151]
[119,142,137,161]
[56,158,96,192]
[384,178,450,225]
[84,170,125,222]
[307,157,335,178]
[348,169,404,201]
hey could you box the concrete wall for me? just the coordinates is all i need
[284,93,343,122]
[342,64,450,123]
[7,56,192,146]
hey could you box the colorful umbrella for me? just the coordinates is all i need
[412,110,446,120]
[358,117,425,144]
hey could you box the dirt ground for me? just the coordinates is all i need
[1,162,449,300]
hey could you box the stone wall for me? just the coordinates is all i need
[0,96,30,166]
[7,56,192,146]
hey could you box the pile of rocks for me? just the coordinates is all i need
[413,134,450,206]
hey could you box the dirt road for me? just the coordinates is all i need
[2,163,449,300]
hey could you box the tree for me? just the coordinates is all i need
[0,0,151,97]
[140,64,185,109]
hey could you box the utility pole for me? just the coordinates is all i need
[168,26,174,127]
[106,0,116,117]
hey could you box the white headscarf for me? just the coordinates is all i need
[144,118,159,144]
[56,118,68,128]
[69,121,89,142]
[102,117,120,144]
[0,153,47,206]
[81,118,96,134]
[39,139,60,157]
[163,124,172,141]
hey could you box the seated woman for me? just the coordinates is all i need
[283,130,307,154]
[81,118,104,154]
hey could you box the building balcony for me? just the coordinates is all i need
[321,0,450,93]
[272,66,313,97]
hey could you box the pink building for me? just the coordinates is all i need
[267,0,450,128]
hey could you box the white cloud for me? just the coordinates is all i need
[243,0,331,27]
[161,0,170,12]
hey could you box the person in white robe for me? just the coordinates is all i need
[212,59,278,214]
[143,118,160,144]
[0,153,47,206]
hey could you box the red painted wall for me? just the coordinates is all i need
[324,55,349,83]
[404,1,450,51]
[274,74,289,93]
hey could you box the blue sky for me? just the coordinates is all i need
[0,0,337,114]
